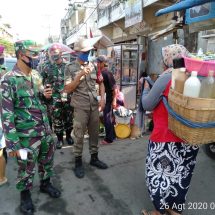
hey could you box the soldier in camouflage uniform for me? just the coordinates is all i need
[37,51,53,131]
[40,44,74,149]
[64,38,108,179]
[0,40,61,215]
[0,45,8,187]
[0,45,7,77]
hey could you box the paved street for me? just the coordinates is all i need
[0,135,215,215]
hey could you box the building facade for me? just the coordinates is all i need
[61,0,102,47]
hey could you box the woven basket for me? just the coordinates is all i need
[168,89,215,145]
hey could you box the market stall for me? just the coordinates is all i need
[108,44,140,110]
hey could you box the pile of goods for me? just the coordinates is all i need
[113,106,132,118]
[187,50,215,61]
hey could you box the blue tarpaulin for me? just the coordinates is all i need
[155,0,215,16]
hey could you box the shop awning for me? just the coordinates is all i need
[155,0,215,17]
[84,35,114,49]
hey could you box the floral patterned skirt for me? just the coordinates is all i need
[145,140,199,214]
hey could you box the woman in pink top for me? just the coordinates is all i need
[141,44,199,215]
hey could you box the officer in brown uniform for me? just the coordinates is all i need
[64,38,108,178]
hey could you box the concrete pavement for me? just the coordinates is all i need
[0,135,215,215]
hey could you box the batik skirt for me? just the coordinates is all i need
[145,140,199,214]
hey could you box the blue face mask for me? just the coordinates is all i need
[78,51,90,62]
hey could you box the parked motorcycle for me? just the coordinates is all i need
[205,143,215,159]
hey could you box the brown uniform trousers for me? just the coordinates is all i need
[72,108,99,157]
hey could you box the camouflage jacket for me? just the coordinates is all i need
[40,59,71,104]
[0,65,51,150]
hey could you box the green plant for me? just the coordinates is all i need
[0,38,15,56]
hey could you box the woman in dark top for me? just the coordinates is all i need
[141,44,199,215]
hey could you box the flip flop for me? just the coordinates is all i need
[100,140,111,145]
[141,209,169,215]
[0,177,8,186]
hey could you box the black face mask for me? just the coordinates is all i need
[31,58,39,69]
[22,56,33,69]
[0,58,4,65]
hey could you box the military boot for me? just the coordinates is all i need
[74,156,84,178]
[40,178,61,198]
[66,129,74,145]
[56,133,64,149]
[20,190,34,215]
[90,153,108,169]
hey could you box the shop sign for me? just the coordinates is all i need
[125,0,143,28]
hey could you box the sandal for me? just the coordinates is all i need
[100,140,111,145]
[141,209,168,215]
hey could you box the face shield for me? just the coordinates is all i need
[48,48,62,63]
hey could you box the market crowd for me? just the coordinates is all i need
[0,39,200,215]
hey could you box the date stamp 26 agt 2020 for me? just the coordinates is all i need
[161,202,215,211]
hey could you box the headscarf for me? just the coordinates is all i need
[161,44,189,68]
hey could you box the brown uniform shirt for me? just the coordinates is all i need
[64,61,99,111]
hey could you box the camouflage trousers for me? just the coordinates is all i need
[16,134,55,191]
[73,108,99,157]
[52,101,73,135]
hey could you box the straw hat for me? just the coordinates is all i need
[74,38,94,52]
